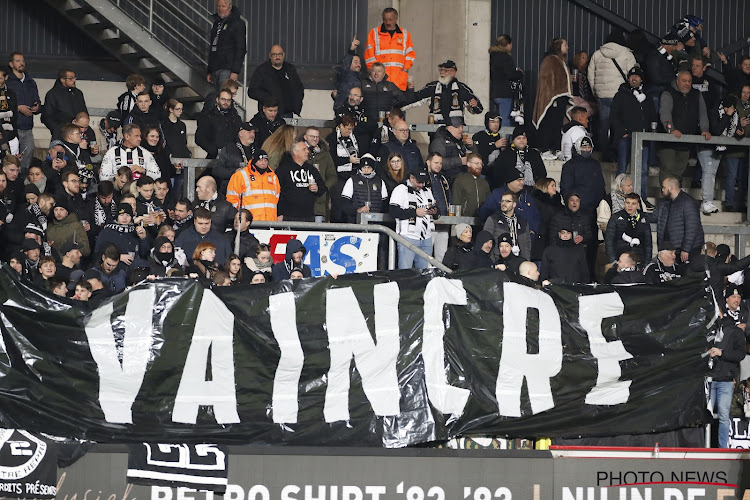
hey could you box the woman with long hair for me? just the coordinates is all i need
[225,253,246,285]
[381,152,406,200]
[533,37,573,154]
[489,34,522,128]
[142,125,174,180]
[261,124,297,171]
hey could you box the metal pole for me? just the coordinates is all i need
[242,16,248,118]
[148,0,153,33]
[705,423,711,448]
[746,145,750,223]
[388,237,395,270]
[631,131,643,197]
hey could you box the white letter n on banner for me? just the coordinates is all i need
[172,289,239,424]
[84,289,155,423]
[497,282,562,417]
[324,283,401,422]
[269,292,304,424]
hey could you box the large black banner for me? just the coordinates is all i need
[0,266,714,447]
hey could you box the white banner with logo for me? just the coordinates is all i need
[252,229,380,276]
[0,429,57,498]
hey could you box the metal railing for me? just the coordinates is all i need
[284,118,518,136]
[630,131,750,220]
[110,0,248,110]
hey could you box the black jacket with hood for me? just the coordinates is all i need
[271,238,312,281]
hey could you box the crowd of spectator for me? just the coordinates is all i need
[0,1,748,448]
[0,6,748,299]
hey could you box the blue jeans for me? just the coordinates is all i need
[597,97,613,147]
[725,157,748,208]
[616,136,650,197]
[398,236,433,270]
[697,149,720,201]
[711,380,734,448]
[493,98,513,129]
[211,69,231,91]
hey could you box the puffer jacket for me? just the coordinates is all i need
[588,42,636,99]
[655,190,704,254]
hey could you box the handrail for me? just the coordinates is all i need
[630,131,750,220]
[249,221,452,274]
[284,118,518,136]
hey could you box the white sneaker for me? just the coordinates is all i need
[702,200,719,215]
[541,151,558,160]
[648,166,660,176]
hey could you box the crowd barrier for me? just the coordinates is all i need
[630,131,750,220]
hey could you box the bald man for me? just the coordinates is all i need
[655,176,704,265]
[247,44,305,118]
[193,175,237,232]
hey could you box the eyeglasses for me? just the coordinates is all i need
[270,52,284,57]
[394,128,409,132]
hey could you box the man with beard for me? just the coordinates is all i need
[471,111,507,168]
[249,97,283,147]
[224,209,259,260]
[170,198,194,236]
[302,127,337,222]
[211,122,258,194]
[247,45,304,118]
[334,87,374,153]
[46,194,90,258]
[196,88,242,158]
[226,149,280,221]
[6,52,40,172]
[411,60,482,125]
[483,191,531,262]
[655,176,704,267]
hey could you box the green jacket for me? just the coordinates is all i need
[310,141,338,219]
[47,213,91,257]
[451,172,491,218]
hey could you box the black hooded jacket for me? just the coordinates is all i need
[271,239,312,281]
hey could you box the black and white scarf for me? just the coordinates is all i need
[94,197,117,227]
[513,145,534,186]
[27,203,48,231]
[103,222,135,233]
[197,192,218,211]
[172,213,193,232]
[431,80,462,123]
[716,105,739,152]
[235,142,254,164]
[335,130,359,173]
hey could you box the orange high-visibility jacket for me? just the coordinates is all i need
[226,161,281,221]
[364,25,415,91]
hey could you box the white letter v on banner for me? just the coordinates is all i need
[84,289,155,423]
